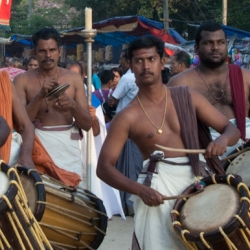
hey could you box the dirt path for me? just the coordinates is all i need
[98,216,134,250]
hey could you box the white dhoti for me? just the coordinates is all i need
[210,118,250,159]
[35,125,86,188]
[130,152,197,250]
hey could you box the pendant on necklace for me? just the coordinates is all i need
[157,129,162,134]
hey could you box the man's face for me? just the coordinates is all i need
[130,46,164,86]
[195,30,228,68]
[34,39,61,70]
[119,52,129,74]
[169,56,182,75]
[27,59,39,70]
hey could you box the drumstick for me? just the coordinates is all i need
[155,144,206,154]
[162,189,204,200]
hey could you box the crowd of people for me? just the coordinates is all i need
[0,21,249,249]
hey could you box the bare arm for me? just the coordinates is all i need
[12,84,35,169]
[0,116,10,147]
[97,110,164,206]
[89,105,100,136]
[190,89,241,157]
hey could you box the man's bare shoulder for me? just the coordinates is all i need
[241,68,250,85]
[168,67,197,87]
[14,70,36,85]
[59,67,83,85]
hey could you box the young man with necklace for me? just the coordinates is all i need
[14,28,92,188]
[168,22,250,157]
[97,35,240,249]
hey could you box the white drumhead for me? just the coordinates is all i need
[0,171,9,196]
[226,151,250,186]
[180,184,239,234]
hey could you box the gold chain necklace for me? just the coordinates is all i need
[197,66,228,101]
[137,87,167,134]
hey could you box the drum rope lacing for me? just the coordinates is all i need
[171,174,250,250]
[0,165,53,250]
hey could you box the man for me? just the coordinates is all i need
[168,22,250,157]
[14,28,92,187]
[108,48,138,112]
[169,50,190,76]
[97,35,240,249]
[0,70,35,168]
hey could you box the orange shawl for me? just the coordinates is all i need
[0,70,12,162]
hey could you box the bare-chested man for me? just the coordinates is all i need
[97,35,240,250]
[14,28,92,187]
[168,22,250,157]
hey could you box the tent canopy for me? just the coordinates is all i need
[9,15,186,48]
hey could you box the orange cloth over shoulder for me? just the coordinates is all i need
[0,70,12,163]
[32,135,81,187]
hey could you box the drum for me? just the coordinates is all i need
[0,161,52,250]
[171,174,250,250]
[17,166,108,250]
[222,145,250,187]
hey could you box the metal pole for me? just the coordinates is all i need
[163,0,169,33]
[81,29,97,191]
[222,0,227,25]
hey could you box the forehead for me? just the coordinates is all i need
[36,39,58,49]
[68,64,81,73]
[132,47,158,58]
[29,59,38,63]
[200,30,226,41]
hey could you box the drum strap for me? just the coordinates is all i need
[169,86,224,175]
[228,64,246,140]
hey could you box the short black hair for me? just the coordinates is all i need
[28,56,37,64]
[121,48,129,60]
[173,51,190,68]
[32,27,61,48]
[99,70,114,85]
[127,35,165,62]
[195,22,227,45]
[64,60,83,75]
[111,67,123,77]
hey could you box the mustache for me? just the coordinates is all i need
[140,71,154,76]
[43,59,54,63]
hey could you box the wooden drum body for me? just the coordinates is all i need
[17,167,108,250]
[0,162,51,250]
[171,174,250,250]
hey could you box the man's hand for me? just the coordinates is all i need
[56,94,76,110]
[89,105,96,118]
[38,77,59,98]
[204,137,228,158]
[138,185,164,207]
[14,156,36,169]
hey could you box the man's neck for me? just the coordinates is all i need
[198,62,228,74]
[38,66,59,78]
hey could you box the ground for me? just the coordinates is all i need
[99,216,134,250]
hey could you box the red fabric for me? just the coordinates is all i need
[0,0,13,27]
[228,64,245,140]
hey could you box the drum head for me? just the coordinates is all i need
[180,184,239,234]
[226,150,250,187]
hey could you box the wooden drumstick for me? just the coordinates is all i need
[155,144,206,154]
[162,189,204,200]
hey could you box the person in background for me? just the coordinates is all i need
[0,116,10,148]
[111,67,123,89]
[27,56,39,71]
[169,50,190,76]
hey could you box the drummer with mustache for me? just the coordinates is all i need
[97,35,240,250]
[14,27,92,188]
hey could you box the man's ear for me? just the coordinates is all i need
[160,58,165,70]
[58,46,62,57]
[129,62,133,73]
